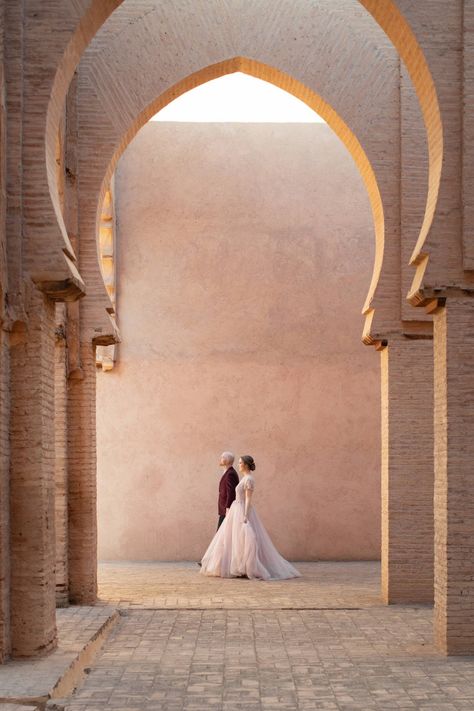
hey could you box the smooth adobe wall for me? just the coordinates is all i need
[97,121,380,561]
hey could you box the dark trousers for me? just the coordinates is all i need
[217,514,226,530]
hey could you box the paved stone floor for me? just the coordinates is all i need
[59,562,474,710]
[0,606,117,704]
[97,561,380,610]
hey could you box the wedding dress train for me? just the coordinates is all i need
[200,474,301,580]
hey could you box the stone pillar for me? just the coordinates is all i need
[0,0,10,663]
[67,340,97,604]
[54,304,69,607]
[433,298,474,654]
[381,335,434,604]
[0,325,10,662]
[10,288,57,657]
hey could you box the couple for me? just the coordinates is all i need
[200,452,300,581]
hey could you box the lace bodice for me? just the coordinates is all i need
[235,474,255,502]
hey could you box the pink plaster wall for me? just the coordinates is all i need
[96,122,380,561]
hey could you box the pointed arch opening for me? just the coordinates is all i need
[96,57,384,337]
[96,73,381,566]
[45,0,442,310]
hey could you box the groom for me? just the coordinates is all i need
[217,451,239,530]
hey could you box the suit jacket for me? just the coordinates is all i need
[218,466,239,516]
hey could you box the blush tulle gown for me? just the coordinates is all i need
[200,474,301,580]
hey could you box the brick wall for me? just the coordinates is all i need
[0,0,10,664]
[403,1,464,302]
[0,0,6,296]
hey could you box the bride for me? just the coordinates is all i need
[200,455,301,580]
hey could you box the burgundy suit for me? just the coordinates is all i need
[218,466,239,517]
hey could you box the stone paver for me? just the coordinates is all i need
[97,561,381,610]
[57,562,474,710]
[0,606,117,703]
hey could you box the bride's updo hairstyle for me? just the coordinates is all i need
[241,455,256,471]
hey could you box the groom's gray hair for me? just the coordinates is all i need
[221,451,235,464]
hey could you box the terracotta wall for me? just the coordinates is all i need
[97,121,380,561]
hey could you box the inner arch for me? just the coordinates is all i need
[97,57,384,331]
[151,72,325,123]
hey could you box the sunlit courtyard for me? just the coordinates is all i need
[14,563,474,711]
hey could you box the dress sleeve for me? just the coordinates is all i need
[243,476,255,491]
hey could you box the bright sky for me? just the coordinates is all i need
[150,72,325,123]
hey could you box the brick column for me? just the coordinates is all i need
[64,72,97,604]
[433,299,474,654]
[10,288,57,657]
[54,304,69,607]
[0,326,10,662]
[67,340,97,604]
[381,335,434,604]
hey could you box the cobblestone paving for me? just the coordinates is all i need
[60,562,474,710]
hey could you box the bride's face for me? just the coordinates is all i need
[238,458,247,474]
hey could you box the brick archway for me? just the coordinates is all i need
[44,0,441,313]
[66,9,439,629]
[5,0,474,665]
[94,57,384,340]
[67,33,434,610]
[74,5,416,346]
